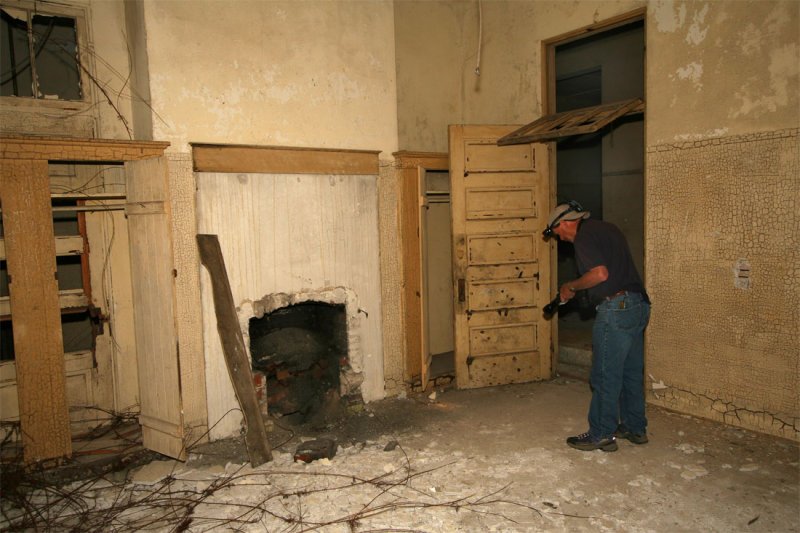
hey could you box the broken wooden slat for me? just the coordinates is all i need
[497,97,644,145]
[197,234,272,466]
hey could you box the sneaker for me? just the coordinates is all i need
[615,425,649,444]
[566,432,618,452]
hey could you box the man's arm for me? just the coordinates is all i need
[560,265,608,302]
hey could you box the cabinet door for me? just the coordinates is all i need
[0,159,71,463]
[125,157,185,460]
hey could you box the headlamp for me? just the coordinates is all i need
[542,224,557,239]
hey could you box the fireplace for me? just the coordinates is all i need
[196,168,382,440]
[250,301,346,423]
[241,288,365,426]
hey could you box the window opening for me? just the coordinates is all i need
[556,67,601,112]
[61,310,93,353]
[1,7,82,100]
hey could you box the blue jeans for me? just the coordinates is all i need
[588,292,651,439]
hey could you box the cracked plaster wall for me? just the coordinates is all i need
[378,162,405,397]
[645,130,799,440]
[645,0,799,440]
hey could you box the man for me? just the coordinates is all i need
[543,201,651,452]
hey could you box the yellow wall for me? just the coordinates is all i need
[645,0,799,440]
[141,0,398,155]
[647,0,799,142]
[394,0,644,151]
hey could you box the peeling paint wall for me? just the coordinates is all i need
[645,0,799,440]
[648,0,799,143]
[394,0,644,152]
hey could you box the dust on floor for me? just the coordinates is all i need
[2,378,798,532]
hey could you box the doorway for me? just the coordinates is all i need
[545,12,646,374]
[420,169,456,381]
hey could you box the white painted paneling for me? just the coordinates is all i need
[196,173,384,440]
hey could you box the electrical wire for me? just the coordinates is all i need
[475,0,483,76]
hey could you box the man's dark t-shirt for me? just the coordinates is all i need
[573,219,647,303]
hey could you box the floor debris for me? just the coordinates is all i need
[1,379,797,532]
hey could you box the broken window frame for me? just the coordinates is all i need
[0,162,126,361]
[0,0,92,106]
[497,97,644,146]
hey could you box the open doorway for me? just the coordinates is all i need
[545,12,646,374]
[420,169,456,381]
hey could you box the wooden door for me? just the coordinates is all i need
[125,157,185,460]
[449,125,552,389]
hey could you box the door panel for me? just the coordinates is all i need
[464,142,534,171]
[449,125,551,389]
[465,187,536,219]
[125,157,186,460]
[468,233,536,264]
[470,323,537,356]
[468,278,537,310]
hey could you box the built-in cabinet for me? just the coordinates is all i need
[0,135,182,464]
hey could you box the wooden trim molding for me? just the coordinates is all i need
[542,7,645,48]
[393,151,449,170]
[393,151,450,387]
[0,135,169,161]
[192,143,381,175]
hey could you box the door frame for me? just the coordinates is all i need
[541,8,646,115]
[541,8,647,374]
[395,151,449,391]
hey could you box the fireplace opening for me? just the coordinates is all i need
[249,301,348,424]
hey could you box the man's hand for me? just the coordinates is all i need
[559,265,609,302]
[560,283,576,302]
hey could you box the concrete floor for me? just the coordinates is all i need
[2,378,797,532]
